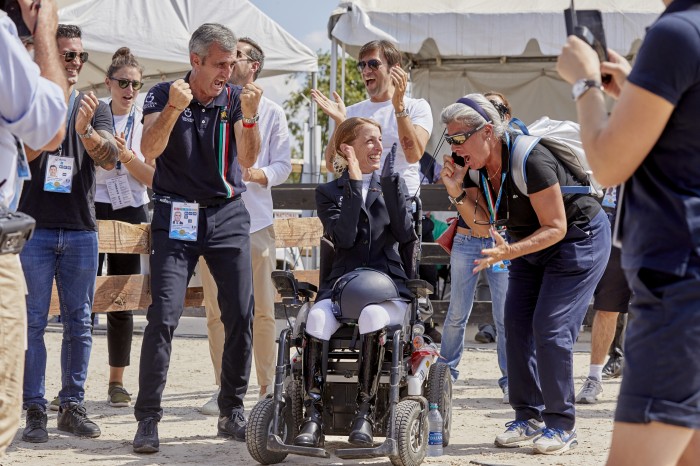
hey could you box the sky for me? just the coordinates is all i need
[248,0,338,106]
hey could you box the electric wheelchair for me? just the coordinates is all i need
[245,198,453,466]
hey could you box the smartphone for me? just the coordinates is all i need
[452,152,465,167]
[564,4,611,84]
[1,0,32,37]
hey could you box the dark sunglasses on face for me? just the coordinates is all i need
[109,77,144,90]
[445,123,486,146]
[356,58,382,72]
[61,51,89,63]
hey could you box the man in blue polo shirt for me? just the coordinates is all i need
[132,23,262,454]
[558,0,700,462]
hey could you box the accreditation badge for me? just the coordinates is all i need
[169,201,199,241]
[43,154,73,193]
[106,174,134,210]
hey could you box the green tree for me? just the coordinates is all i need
[283,51,367,160]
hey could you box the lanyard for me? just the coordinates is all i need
[480,171,507,224]
[66,90,78,134]
[112,104,136,171]
[216,87,234,197]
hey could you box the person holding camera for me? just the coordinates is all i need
[0,0,67,455]
[440,94,610,454]
[558,0,700,463]
[18,22,118,443]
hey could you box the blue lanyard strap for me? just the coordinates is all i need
[480,171,507,224]
[111,105,136,149]
[66,90,78,134]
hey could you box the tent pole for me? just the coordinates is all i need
[341,42,346,100]
[328,38,339,182]
[310,71,318,182]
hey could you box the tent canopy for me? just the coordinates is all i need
[58,0,318,95]
[329,0,664,151]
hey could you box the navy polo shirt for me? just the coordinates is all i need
[622,0,700,275]
[143,75,245,201]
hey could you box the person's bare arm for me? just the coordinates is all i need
[141,79,193,161]
[474,184,567,272]
[391,67,430,163]
[557,36,674,187]
[235,83,263,169]
[74,93,118,169]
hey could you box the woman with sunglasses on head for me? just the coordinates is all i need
[439,94,610,455]
[95,47,154,408]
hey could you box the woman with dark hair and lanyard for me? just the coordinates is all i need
[439,93,610,455]
[95,47,154,407]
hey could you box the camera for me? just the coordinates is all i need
[0,208,35,255]
[1,0,32,38]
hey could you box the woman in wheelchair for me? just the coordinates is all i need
[294,117,417,449]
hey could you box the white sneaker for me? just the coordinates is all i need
[502,385,509,404]
[575,376,603,404]
[533,427,578,454]
[494,419,544,448]
[199,388,220,416]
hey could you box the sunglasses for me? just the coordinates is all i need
[445,123,486,146]
[356,59,382,72]
[109,77,144,90]
[61,51,89,63]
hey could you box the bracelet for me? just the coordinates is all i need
[242,121,257,128]
[167,103,184,112]
[122,151,135,165]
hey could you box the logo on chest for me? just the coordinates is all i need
[181,107,194,123]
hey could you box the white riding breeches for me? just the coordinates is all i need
[305,298,409,340]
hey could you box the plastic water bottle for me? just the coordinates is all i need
[427,403,443,457]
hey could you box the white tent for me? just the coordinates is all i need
[328,0,664,151]
[58,0,318,95]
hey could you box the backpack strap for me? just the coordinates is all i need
[509,117,529,135]
[510,134,541,197]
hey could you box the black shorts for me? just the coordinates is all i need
[593,246,631,312]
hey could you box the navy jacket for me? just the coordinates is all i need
[315,171,417,302]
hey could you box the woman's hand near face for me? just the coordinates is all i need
[440,154,468,197]
[341,144,362,180]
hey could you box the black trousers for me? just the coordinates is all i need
[134,198,253,421]
[95,202,149,368]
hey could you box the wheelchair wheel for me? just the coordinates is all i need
[389,400,427,466]
[289,378,304,436]
[426,361,452,446]
[246,397,293,465]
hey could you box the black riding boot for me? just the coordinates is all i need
[294,335,325,448]
[348,330,385,446]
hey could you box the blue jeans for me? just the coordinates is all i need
[20,228,98,409]
[440,232,509,387]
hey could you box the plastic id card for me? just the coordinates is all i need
[169,201,198,241]
[43,154,73,193]
[106,174,134,210]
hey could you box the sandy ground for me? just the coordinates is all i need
[2,319,620,466]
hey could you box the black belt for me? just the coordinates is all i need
[153,194,240,209]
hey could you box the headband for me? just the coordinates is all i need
[456,97,492,123]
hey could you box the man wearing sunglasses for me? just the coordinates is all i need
[0,0,68,455]
[18,23,118,443]
[312,40,432,196]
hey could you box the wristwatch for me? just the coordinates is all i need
[241,113,259,125]
[395,108,409,118]
[448,191,467,206]
[572,79,602,101]
[78,124,93,139]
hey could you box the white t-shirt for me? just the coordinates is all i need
[241,96,292,233]
[95,105,149,207]
[346,97,432,196]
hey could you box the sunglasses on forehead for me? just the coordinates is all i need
[61,51,89,63]
[445,123,486,146]
[356,59,382,72]
[109,77,144,90]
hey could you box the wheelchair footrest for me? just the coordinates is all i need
[267,434,331,459]
[335,438,397,459]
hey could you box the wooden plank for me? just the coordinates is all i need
[49,275,204,315]
[273,217,323,248]
[98,220,150,255]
